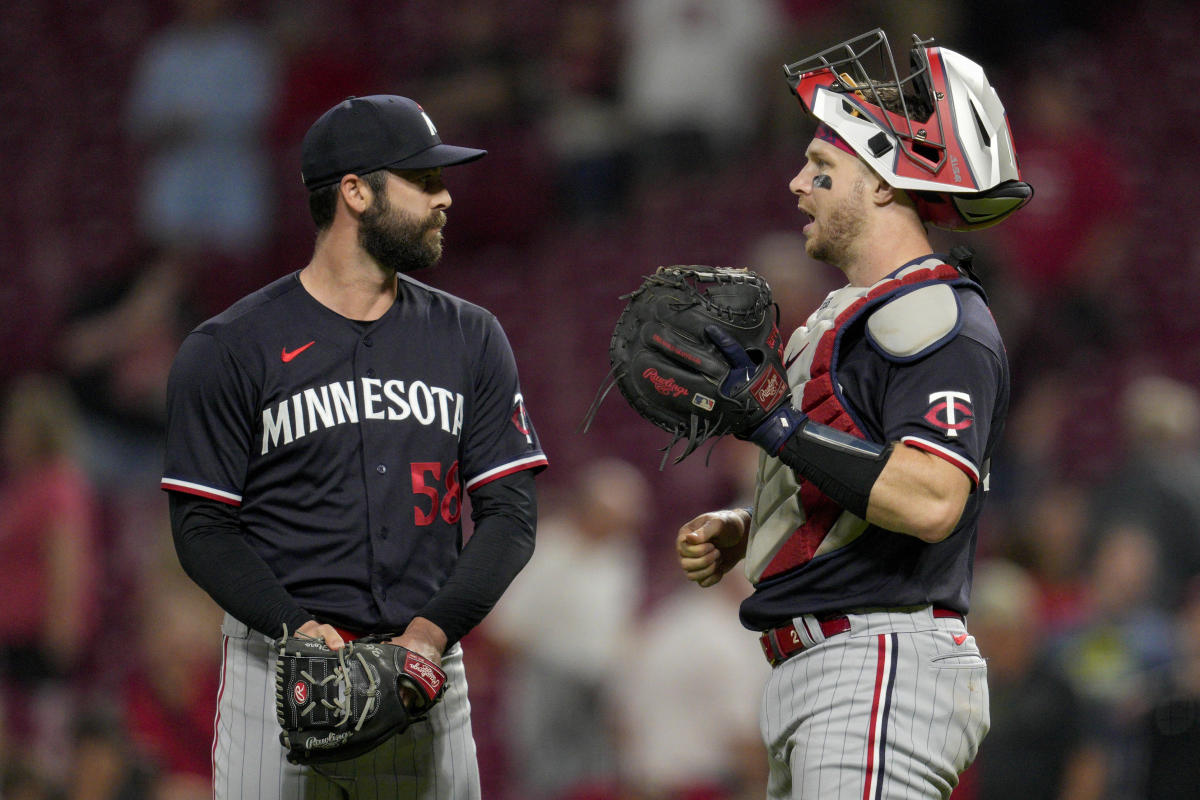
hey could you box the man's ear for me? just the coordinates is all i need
[338,174,373,216]
[870,172,897,208]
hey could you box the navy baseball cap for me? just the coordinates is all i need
[300,95,486,190]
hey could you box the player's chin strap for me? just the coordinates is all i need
[949,244,982,286]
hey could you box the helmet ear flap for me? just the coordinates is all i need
[913,180,1034,231]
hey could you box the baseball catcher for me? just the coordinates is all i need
[583,266,785,466]
[274,630,447,765]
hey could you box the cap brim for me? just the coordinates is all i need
[389,143,487,170]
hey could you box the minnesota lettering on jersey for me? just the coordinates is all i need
[261,377,464,455]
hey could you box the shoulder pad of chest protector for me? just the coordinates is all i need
[865,282,962,362]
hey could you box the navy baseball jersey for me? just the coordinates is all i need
[741,256,1008,630]
[161,271,548,632]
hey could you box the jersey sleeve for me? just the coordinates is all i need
[459,316,548,492]
[160,331,257,505]
[880,334,1002,488]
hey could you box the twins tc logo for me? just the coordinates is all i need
[924,391,973,438]
[511,392,533,444]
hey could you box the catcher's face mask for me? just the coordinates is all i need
[784,29,1033,231]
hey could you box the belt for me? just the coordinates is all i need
[759,607,965,667]
[332,625,362,643]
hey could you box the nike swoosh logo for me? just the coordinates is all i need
[786,341,810,367]
[281,341,316,362]
[953,633,968,646]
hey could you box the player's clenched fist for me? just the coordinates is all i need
[676,509,751,588]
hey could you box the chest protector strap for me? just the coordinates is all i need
[748,259,983,584]
[800,261,980,436]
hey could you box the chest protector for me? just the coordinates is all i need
[745,258,983,584]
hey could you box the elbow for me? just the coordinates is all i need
[909,498,964,543]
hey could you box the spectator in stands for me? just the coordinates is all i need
[618,0,785,179]
[0,374,100,766]
[122,568,221,788]
[615,561,768,800]
[410,0,552,248]
[486,458,648,799]
[1007,480,1093,636]
[1053,526,1175,799]
[1089,373,1200,609]
[56,245,197,492]
[967,558,1106,800]
[265,0,381,269]
[1142,576,1200,799]
[125,0,277,267]
[61,706,157,800]
[976,51,1134,377]
[537,1,631,222]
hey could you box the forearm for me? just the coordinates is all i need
[773,422,968,542]
[864,445,969,542]
[168,493,311,637]
[416,470,538,646]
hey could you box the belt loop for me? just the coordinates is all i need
[921,605,937,627]
[793,614,826,648]
[767,628,786,664]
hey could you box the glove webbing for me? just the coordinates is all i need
[295,647,380,733]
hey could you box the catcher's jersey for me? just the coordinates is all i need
[161,271,548,631]
[740,256,1008,631]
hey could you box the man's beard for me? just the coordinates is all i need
[358,193,446,274]
[807,178,867,269]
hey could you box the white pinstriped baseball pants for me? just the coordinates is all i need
[760,607,989,800]
[213,613,481,800]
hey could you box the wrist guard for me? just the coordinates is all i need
[775,420,892,519]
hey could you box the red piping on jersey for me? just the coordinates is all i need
[160,479,243,507]
[465,457,548,492]
[160,482,242,506]
[900,436,980,488]
[760,263,967,582]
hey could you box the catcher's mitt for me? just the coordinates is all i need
[583,266,787,465]
[274,632,447,765]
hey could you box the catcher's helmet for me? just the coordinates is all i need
[784,29,1032,231]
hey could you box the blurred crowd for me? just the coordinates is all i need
[3,0,1200,798]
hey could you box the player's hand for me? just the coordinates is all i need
[390,617,447,667]
[391,617,448,710]
[295,619,346,651]
[705,325,802,453]
[676,509,750,588]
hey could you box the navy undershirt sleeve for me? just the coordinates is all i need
[417,469,538,646]
[168,492,312,638]
[169,469,538,646]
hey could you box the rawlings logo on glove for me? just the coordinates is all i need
[274,631,448,765]
[584,266,793,465]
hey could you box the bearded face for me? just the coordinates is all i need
[806,175,868,268]
[357,188,447,274]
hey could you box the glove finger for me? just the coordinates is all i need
[704,324,754,371]
[645,324,726,380]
